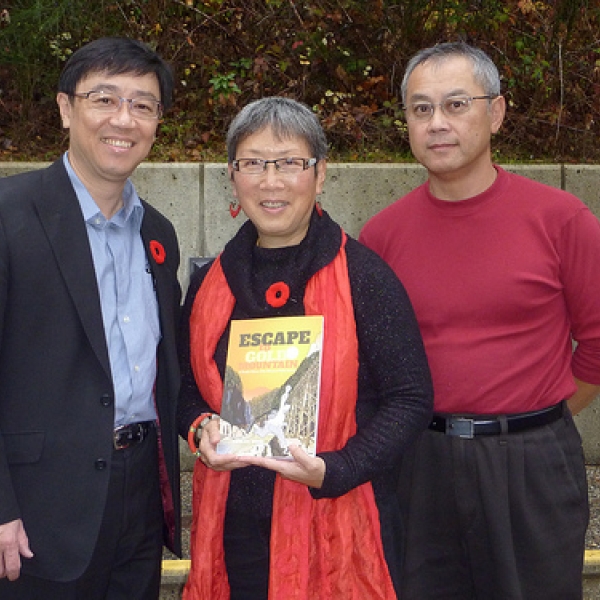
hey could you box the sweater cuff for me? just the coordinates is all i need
[309,451,352,499]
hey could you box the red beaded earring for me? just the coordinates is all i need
[315,200,323,217]
[229,201,242,218]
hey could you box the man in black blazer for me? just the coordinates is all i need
[0,38,181,599]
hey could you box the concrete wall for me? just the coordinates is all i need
[1,161,599,461]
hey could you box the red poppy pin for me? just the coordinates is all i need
[265,281,290,308]
[149,240,166,265]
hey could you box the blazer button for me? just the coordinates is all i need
[100,393,113,407]
[95,459,108,470]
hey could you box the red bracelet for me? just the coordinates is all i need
[187,412,219,457]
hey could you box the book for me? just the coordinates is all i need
[217,315,324,459]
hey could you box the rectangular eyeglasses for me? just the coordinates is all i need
[403,95,496,121]
[232,157,317,174]
[71,90,163,119]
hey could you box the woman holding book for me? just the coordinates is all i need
[177,96,433,600]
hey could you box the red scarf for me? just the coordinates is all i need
[184,234,396,599]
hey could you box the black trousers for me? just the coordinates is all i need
[224,510,271,600]
[0,427,163,600]
[398,408,589,600]
[223,495,403,599]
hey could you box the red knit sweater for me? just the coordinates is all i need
[360,166,600,414]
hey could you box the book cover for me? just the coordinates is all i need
[217,315,324,459]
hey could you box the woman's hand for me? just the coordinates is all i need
[197,419,247,472]
[237,445,325,488]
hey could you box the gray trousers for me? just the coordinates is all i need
[398,407,588,600]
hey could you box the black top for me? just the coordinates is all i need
[177,209,433,517]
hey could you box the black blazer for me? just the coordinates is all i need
[0,159,181,581]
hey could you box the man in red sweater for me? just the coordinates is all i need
[360,41,600,600]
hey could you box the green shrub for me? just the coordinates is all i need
[0,0,599,163]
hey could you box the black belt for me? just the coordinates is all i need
[113,421,154,450]
[429,401,564,439]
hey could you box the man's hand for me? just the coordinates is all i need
[0,519,33,580]
[568,378,600,416]
[238,445,326,489]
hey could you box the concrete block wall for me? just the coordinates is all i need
[1,161,599,462]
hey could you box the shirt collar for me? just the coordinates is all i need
[62,152,144,227]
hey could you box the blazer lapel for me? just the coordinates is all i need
[140,213,177,334]
[34,160,112,379]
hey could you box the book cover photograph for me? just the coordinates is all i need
[217,315,324,459]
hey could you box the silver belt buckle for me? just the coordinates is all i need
[113,424,136,450]
[446,417,475,439]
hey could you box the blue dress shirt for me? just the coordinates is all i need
[63,153,160,427]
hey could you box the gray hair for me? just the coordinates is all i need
[400,42,501,105]
[226,97,328,163]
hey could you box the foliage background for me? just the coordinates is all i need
[0,0,599,163]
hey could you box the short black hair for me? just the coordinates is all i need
[58,37,174,110]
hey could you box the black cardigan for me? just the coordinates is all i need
[177,209,433,516]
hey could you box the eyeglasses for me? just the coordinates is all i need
[232,157,317,175]
[403,95,496,121]
[71,90,163,119]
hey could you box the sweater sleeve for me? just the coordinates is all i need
[312,238,433,499]
[559,207,600,385]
